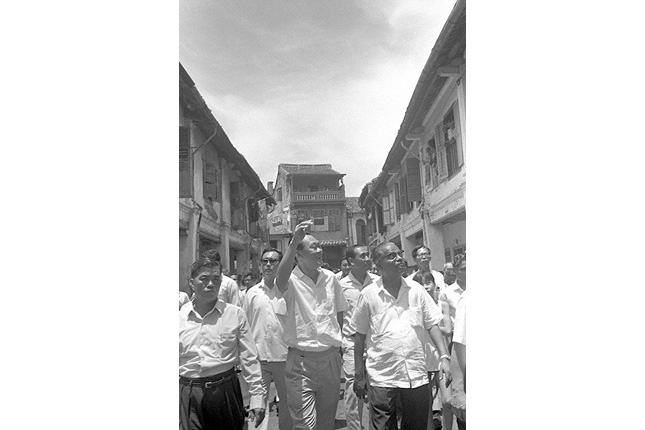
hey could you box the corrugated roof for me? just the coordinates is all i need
[280,163,345,177]
[180,63,275,205]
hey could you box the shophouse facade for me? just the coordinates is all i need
[267,163,348,269]
[359,0,466,270]
[179,63,274,292]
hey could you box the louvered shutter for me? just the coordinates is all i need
[203,161,218,200]
[405,157,422,202]
[435,124,448,181]
[452,102,464,166]
[382,196,390,225]
[394,182,401,219]
[179,126,192,197]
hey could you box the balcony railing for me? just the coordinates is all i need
[293,191,344,202]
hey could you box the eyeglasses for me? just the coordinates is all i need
[415,252,431,258]
[261,258,281,265]
[379,251,404,262]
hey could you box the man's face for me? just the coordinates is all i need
[261,251,281,279]
[375,243,405,276]
[349,246,372,274]
[190,266,222,302]
[444,263,457,285]
[414,247,431,271]
[340,259,351,276]
[230,274,239,284]
[297,235,323,267]
[456,260,466,287]
[243,275,254,288]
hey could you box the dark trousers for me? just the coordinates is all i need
[369,384,430,430]
[179,369,244,430]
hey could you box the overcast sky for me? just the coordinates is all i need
[180,0,458,197]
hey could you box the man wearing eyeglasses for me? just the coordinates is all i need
[407,245,446,294]
[243,248,292,430]
[276,220,348,430]
[352,242,452,430]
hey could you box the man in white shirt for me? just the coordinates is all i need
[352,242,451,430]
[339,245,379,430]
[406,245,445,292]
[179,255,265,430]
[276,220,348,430]
[244,248,292,430]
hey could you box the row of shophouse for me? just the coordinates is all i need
[359,0,466,270]
[178,0,465,284]
[179,63,275,291]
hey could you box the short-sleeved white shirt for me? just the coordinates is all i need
[243,280,289,362]
[453,291,466,346]
[218,275,242,307]
[282,266,348,352]
[339,271,380,349]
[351,277,443,388]
[438,281,464,322]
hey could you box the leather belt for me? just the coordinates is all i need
[179,367,236,389]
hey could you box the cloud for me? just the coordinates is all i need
[180,0,459,195]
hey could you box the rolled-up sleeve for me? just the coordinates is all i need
[236,308,265,409]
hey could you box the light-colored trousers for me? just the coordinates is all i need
[342,344,364,430]
[285,346,342,430]
[256,360,293,430]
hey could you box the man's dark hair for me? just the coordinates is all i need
[411,245,431,259]
[190,255,222,278]
[345,245,368,261]
[200,249,221,262]
[261,248,283,260]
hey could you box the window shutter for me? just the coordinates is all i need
[179,126,192,197]
[328,215,336,231]
[405,157,422,202]
[382,196,390,225]
[203,161,218,200]
[435,124,448,181]
[452,102,464,167]
[389,191,396,224]
[394,182,401,219]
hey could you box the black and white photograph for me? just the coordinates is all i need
[4,1,643,429]
[179,1,465,429]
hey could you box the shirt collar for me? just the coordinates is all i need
[293,265,322,283]
[182,299,225,319]
[347,271,376,288]
[375,276,410,299]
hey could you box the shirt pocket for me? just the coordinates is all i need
[216,332,238,356]
[272,298,287,316]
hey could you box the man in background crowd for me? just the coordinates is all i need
[339,245,379,430]
[244,248,292,430]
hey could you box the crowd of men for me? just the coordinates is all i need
[179,220,467,430]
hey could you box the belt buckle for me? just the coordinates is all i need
[204,381,215,389]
